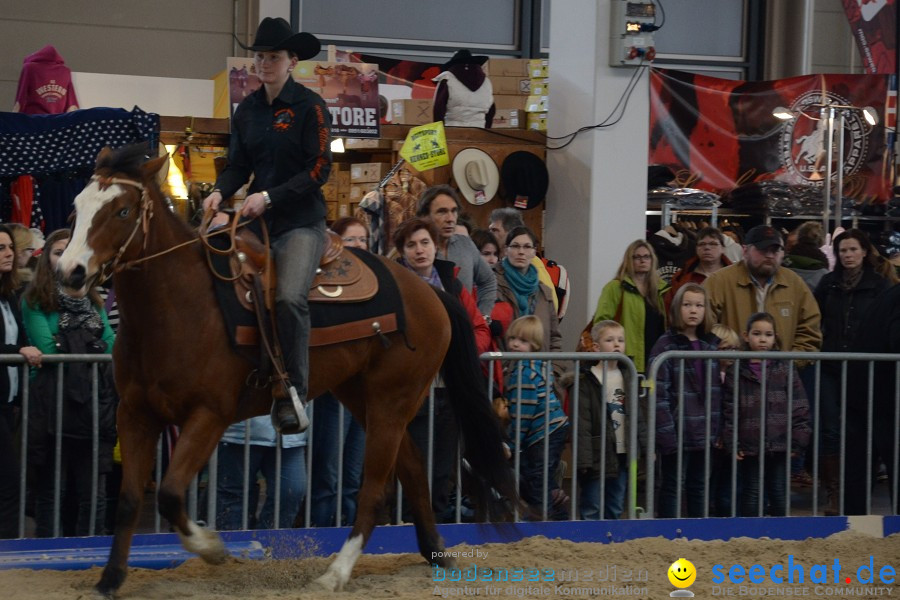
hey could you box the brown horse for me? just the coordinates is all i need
[57,145,517,597]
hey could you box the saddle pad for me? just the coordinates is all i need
[209,243,405,354]
[309,249,406,346]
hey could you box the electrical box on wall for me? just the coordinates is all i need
[609,0,657,67]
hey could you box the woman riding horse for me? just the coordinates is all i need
[56,143,517,597]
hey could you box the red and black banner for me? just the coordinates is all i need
[841,0,896,74]
[649,69,894,202]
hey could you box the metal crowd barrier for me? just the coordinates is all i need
[4,350,898,540]
[0,353,112,539]
[646,350,900,518]
[487,351,642,521]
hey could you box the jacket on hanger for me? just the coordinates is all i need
[433,68,495,128]
[13,45,79,115]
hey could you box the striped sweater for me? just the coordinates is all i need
[505,359,568,449]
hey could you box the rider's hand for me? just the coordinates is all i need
[203,191,223,212]
[241,193,266,218]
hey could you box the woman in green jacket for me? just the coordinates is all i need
[592,239,667,373]
[21,228,116,537]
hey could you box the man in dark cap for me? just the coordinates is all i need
[205,17,329,433]
[704,225,822,353]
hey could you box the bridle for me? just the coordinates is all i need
[90,174,199,281]
[88,174,252,285]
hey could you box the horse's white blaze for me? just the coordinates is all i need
[316,534,364,591]
[177,520,227,564]
[57,181,123,280]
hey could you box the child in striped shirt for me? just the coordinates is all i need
[505,315,569,519]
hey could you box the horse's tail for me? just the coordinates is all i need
[434,289,519,522]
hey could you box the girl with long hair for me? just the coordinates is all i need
[22,228,116,537]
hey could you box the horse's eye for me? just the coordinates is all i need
[118,207,131,218]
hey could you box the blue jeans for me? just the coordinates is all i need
[659,450,708,518]
[309,392,365,527]
[518,424,569,519]
[738,452,788,517]
[579,454,628,520]
[215,441,306,530]
[272,223,326,400]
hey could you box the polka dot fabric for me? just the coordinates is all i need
[0,106,159,177]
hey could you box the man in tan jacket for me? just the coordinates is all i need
[703,225,822,353]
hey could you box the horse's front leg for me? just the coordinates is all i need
[95,407,161,599]
[157,409,230,565]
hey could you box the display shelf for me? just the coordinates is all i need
[155,117,548,236]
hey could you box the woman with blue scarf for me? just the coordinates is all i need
[495,226,561,353]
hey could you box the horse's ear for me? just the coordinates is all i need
[96,147,113,166]
[141,154,169,179]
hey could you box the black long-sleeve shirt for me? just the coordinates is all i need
[216,76,332,236]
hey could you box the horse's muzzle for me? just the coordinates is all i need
[62,264,87,291]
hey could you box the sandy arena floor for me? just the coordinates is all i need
[1,531,899,599]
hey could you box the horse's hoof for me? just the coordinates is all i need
[95,567,125,599]
[313,570,344,592]
[200,546,228,565]
[90,585,116,600]
[178,522,228,564]
[197,535,228,565]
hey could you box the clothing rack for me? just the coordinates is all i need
[660,201,719,228]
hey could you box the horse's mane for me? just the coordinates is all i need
[96,144,152,179]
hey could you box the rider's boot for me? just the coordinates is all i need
[271,380,309,434]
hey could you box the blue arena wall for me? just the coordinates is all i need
[1,516,898,571]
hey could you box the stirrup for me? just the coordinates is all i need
[271,385,309,434]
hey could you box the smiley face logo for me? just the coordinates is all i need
[668,558,696,589]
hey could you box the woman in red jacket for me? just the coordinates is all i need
[393,217,490,522]
[394,218,490,353]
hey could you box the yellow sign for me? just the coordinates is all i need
[399,121,449,171]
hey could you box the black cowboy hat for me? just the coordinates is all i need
[500,151,549,210]
[236,17,321,60]
[442,49,489,71]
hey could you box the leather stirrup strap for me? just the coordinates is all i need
[249,272,291,398]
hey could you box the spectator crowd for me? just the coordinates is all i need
[1,186,899,537]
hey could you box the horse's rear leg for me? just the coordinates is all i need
[96,411,161,599]
[314,410,407,591]
[394,432,456,569]
[158,410,229,564]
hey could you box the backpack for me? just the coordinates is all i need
[541,257,570,320]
